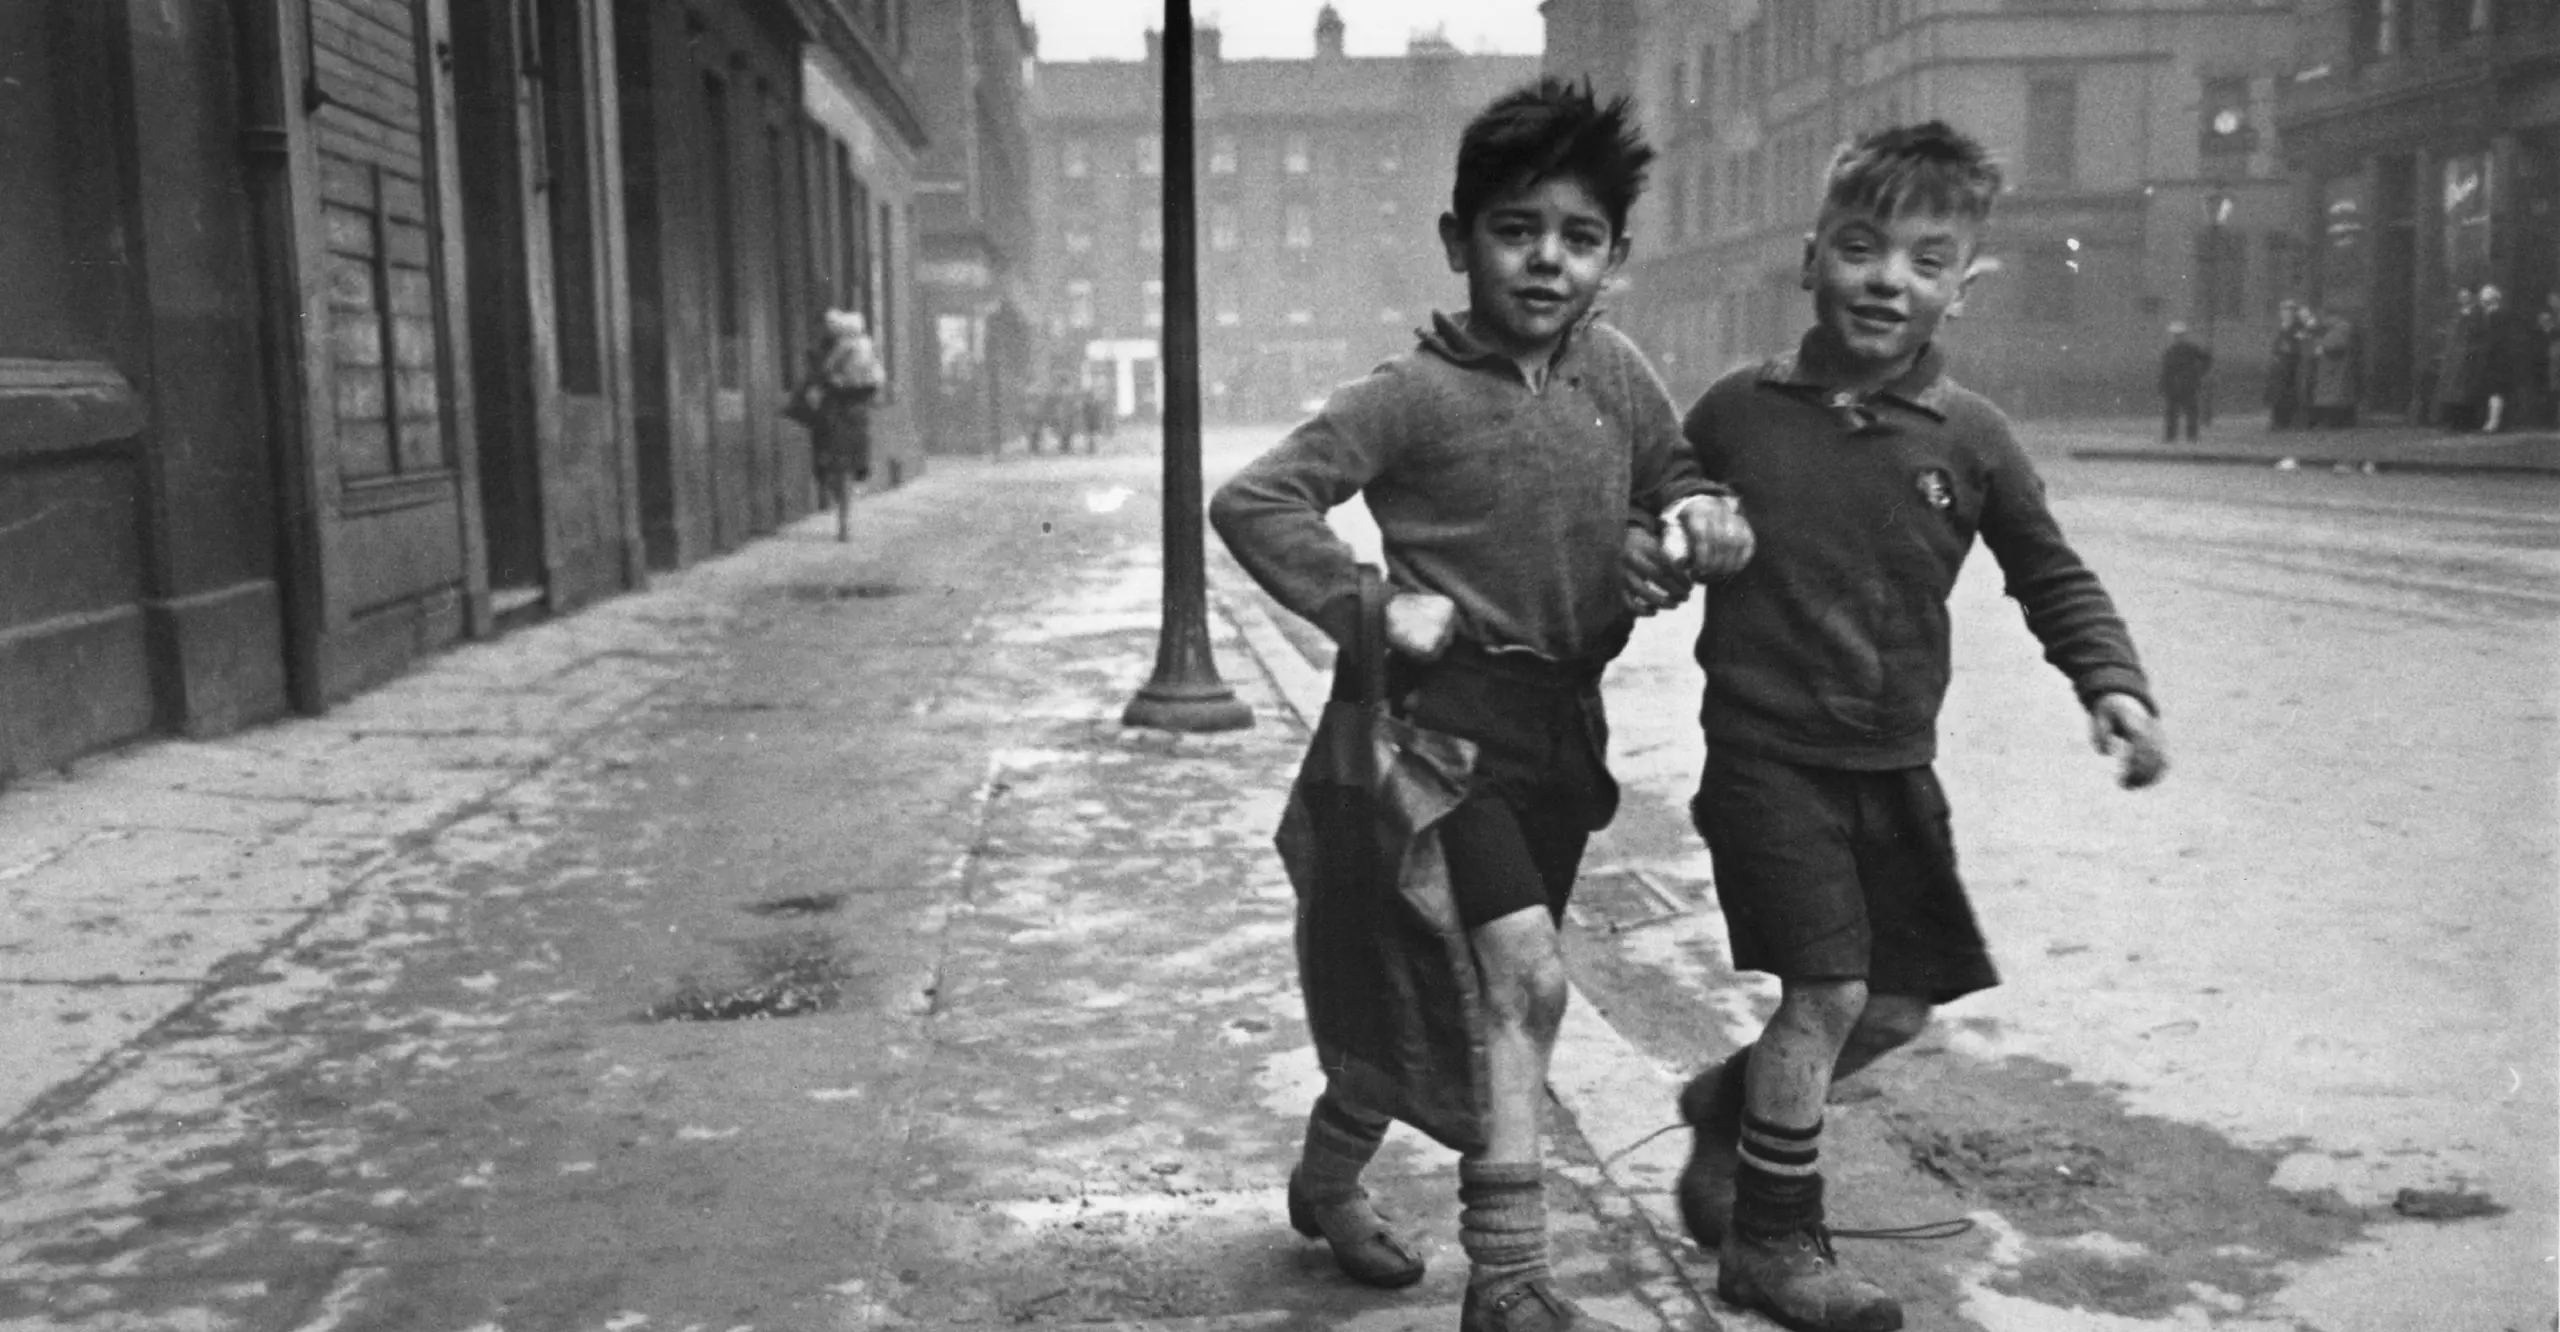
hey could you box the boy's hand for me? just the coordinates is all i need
[1383,592,1458,662]
[2088,693,2169,789]
[1621,527,1693,615]
[1672,495,1756,581]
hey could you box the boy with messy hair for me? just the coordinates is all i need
[1663,122,2169,1331]
[1213,78,1749,1332]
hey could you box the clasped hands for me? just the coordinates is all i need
[1623,494,1756,616]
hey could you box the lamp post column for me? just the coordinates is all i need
[1123,0,1252,733]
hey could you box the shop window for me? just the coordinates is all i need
[2441,153,2491,288]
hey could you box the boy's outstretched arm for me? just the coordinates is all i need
[1975,419,2169,790]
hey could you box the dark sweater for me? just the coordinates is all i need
[1212,311,1722,663]
[1683,331,2153,770]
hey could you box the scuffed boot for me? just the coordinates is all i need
[1459,1279,1635,1332]
[1716,1223,1902,1332]
[1287,1167,1425,1288]
[1675,1051,1746,1248]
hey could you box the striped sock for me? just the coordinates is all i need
[1457,1159,1547,1295]
[1732,1111,1825,1238]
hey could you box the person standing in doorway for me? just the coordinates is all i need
[2307,306,2360,429]
[2159,321,2212,442]
[2266,300,2308,431]
[2477,284,2525,433]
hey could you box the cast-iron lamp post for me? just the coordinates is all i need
[1124,0,1253,733]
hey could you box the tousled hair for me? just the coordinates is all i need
[1451,77,1655,235]
[1819,121,2003,228]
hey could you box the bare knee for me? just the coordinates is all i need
[1774,977,1869,1045]
[1473,910,1569,1039]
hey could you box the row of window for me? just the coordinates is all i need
[1056,280,1405,332]
[1060,200,1392,257]
[1059,132,1401,181]
[2356,0,2558,59]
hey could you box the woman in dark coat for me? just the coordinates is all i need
[2433,288,2483,431]
[804,309,882,541]
[2267,300,2308,430]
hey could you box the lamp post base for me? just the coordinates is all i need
[1122,678,1254,732]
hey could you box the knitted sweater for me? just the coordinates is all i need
[1212,311,1723,664]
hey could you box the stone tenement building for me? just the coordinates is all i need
[1547,0,2302,416]
[1030,8,1538,423]
[2278,0,2560,415]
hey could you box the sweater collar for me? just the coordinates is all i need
[1420,308,1600,382]
[1757,327,1953,424]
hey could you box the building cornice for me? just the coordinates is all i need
[784,0,931,148]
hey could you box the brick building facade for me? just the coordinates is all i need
[1030,9,1539,424]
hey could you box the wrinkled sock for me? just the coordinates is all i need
[1297,1092,1388,1200]
[1732,1111,1824,1239]
[1458,1159,1547,1296]
[1296,1093,1392,1237]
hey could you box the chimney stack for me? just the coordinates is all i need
[1315,4,1345,59]
[1196,22,1221,63]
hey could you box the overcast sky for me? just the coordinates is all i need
[1022,0,1546,62]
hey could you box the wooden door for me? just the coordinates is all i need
[295,0,485,696]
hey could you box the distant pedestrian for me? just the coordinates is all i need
[1042,374,1081,454]
[2539,294,2560,428]
[2476,285,2526,433]
[2306,308,2360,428]
[1079,382,1107,453]
[799,309,883,541]
[2434,288,2485,430]
[2267,300,2309,431]
[2159,321,2212,442]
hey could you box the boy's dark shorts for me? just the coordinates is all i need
[1690,747,1999,1004]
[1393,644,1617,931]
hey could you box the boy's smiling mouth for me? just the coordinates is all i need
[1846,303,1907,329]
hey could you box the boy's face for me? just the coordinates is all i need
[1800,205,1978,378]
[1439,174,1628,361]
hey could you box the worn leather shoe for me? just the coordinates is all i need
[1458,1279,1634,1332]
[1716,1224,1902,1332]
[1287,1168,1425,1288]
[1675,1054,1746,1248]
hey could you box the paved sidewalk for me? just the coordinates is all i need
[0,454,1725,1332]
[2037,415,2560,474]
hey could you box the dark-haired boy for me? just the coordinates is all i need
[1213,78,1747,1332]
[1667,122,2168,1332]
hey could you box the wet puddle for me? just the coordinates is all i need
[645,928,855,1022]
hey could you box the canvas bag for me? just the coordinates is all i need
[1274,567,1491,1154]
